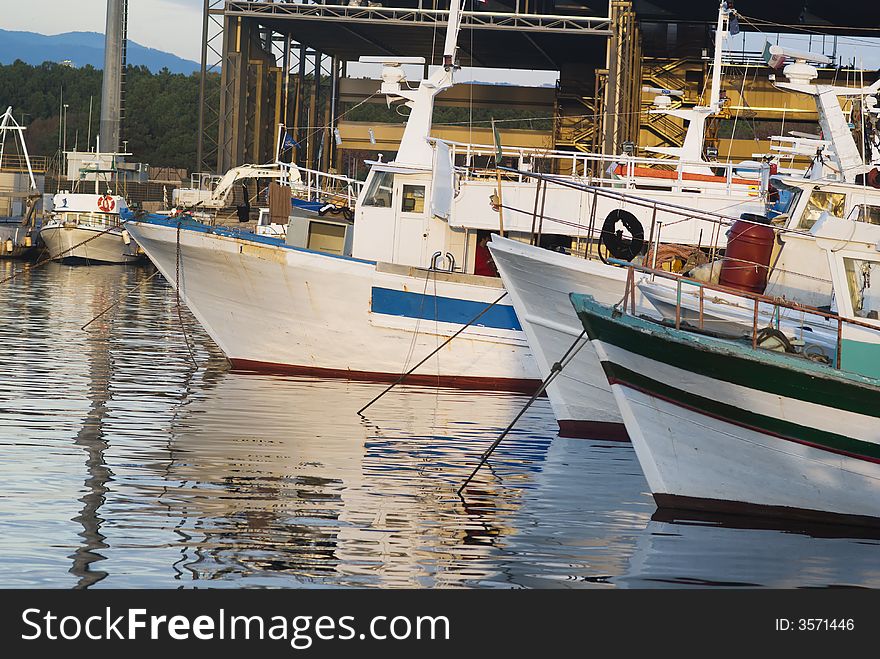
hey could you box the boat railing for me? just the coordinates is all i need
[0,153,48,175]
[276,161,363,207]
[431,137,768,195]
[616,260,879,371]
[57,212,122,230]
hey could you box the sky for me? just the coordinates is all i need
[2,1,879,74]
[1,0,205,62]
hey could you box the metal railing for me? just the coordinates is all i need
[618,261,879,371]
[434,138,769,195]
[278,161,364,207]
[0,153,48,174]
[53,212,123,231]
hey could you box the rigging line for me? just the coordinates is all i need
[175,222,199,369]
[457,329,589,496]
[81,268,161,331]
[296,91,380,153]
[401,266,434,374]
[468,0,474,146]
[738,13,880,48]
[356,290,509,416]
[726,63,750,161]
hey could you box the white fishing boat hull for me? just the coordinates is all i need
[125,217,541,391]
[40,223,141,264]
[571,294,880,527]
[489,236,655,439]
[604,345,880,523]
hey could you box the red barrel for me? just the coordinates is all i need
[719,216,775,294]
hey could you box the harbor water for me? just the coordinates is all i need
[2,261,880,589]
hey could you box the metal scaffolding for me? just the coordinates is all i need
[195,1,615,176]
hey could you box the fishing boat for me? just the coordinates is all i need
[40,191,141,264]
[123,0,772,390]
[491,46,880,436]
[568,214,880,526]
[123,1,542,390]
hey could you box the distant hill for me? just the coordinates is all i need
[0,30,200,75]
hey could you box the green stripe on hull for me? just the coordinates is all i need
[570,295,880,421]
[602,362,880,462]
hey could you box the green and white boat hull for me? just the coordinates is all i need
[570,293,880,527]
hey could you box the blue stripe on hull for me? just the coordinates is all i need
[371,287,521,331]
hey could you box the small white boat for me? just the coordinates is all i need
[41,192,141,264]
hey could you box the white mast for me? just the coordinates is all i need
[643,1,733,172]
[0,106,37,191]
[359,0,465,168]
[708,0,730,112]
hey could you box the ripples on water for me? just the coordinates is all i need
[1,261,879,589]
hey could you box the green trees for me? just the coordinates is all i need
[0,60,210,169]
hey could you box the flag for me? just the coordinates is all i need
[282,132,298,151]
[491,117,502,164]
[762,41,786,70]
[728,15,740,36]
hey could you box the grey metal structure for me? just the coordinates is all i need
[196,1,616,175]
[100,0,128,154]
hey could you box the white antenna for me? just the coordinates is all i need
[709,1,736,111]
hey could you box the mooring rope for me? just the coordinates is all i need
[175,222,199,368]
[457,329,589,496]
[357,290,509,416]
[81,268,162,330]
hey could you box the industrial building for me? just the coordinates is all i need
[194,1,880,178]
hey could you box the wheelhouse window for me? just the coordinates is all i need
[797,189,845,230]
[768,186,801,223]
[844,258,880,319]
[401,185,426,213]
[853,205,880,225]
[362,171,394,208]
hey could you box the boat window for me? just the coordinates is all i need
[797,189,845,230]
[854,205,880,225]
[401,185,426,214]
[844,258,880,319]
[362,171,394,208]
[768,187,801,223]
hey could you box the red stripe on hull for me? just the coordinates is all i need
[655,494,880,529]
[557,419,630,442]
[229,358,543,394]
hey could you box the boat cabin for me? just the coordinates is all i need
[765,176,880,307]
[813,215,880,377]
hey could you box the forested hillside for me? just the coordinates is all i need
[0,60,210,169]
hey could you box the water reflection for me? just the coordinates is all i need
[1,263,879,589]
[162,375,560,587]
[617,512,880,589]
